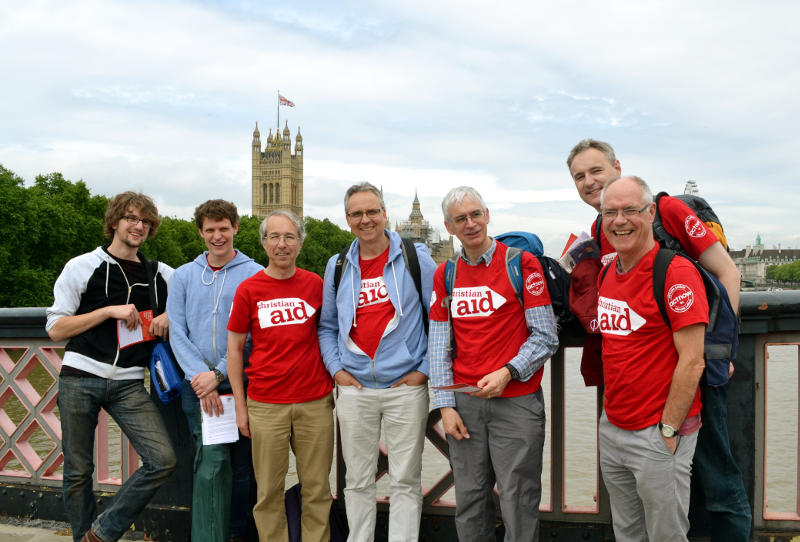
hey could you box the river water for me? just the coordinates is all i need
[3,343,798,515]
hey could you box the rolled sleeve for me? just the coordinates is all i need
[429,320,456,408]
[507,304,559,381]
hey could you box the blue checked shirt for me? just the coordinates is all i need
[430,240,559,409]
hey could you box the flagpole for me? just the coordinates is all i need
[276,90,280,132]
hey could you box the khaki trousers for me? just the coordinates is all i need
[248,393,334,542]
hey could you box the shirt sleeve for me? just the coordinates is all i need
[521,252,552,308]
[227,281,252,334]
[429,319,456,408]
[506,305,559,381]
[658,196,718,260]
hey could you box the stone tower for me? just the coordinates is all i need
[395,190,454,264]
[251,121,303,217]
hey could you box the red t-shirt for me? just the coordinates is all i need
[227,269,332,404]
[594,195,718,266]
[348,247,396,359]
[597,245,708,430]
[429,242,552,397]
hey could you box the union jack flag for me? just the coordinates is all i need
[279,94,295,107]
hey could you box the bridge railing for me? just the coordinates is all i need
[2,291,800,540]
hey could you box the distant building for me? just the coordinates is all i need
[395,191,454,264]
[251,121,303,217]
[730,234,800,283]
[684,180,699,195]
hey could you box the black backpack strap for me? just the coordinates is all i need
[400,238,428,335]
[652,248,677,329]
[652,192,683,252]
[594,214,602,243]
[141,253,161,317]
[332,247,349,294]
[442,255,459,356]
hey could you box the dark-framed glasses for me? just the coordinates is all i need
[346,208,382,220]
[123,215,154,228]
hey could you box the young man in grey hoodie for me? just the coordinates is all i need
[167,199,263,542]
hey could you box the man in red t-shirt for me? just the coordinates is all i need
[597,176,707,541]
[567,139,751,541]
[428,186,559,541]
[227,210,333,542]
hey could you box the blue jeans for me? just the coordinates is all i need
[694,385,752,541]
[180,380,252,540]
[58,376,176,542]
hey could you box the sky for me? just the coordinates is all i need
[1,0,798,255]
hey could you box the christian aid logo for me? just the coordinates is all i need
[667,284,694,313]
[451,286,507,318]
[358,277,389,308]
[526,272,545,296]
[257,298,316,328]
[429,290,437,309]
[601,252,617,266]
[597,296,646,336]
[685,215,706,239]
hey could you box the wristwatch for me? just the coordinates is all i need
[659,422,678,438]
[212,368,225,384]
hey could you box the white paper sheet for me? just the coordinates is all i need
[201,394,239,445]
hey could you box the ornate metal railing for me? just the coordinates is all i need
[2,291,800,540]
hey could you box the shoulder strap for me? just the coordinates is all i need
[142,254,162,317]
[599,259,612,285]
[333,247,349,293]
[400,238,428,335]
[442,255,459,355]
[594,214,602,243]
[652,248,677,329]
[504,246,524,307]
[652,192,683,252]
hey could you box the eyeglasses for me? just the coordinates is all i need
[122,215,154,228]
[601,205,651,220]
[451,209,485,225]
[346,208,382,220]
[264,233,299,245]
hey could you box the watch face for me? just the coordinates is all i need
[660,424,677,438]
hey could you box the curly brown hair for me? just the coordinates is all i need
[194,199,240,229]
[103,191,161,239]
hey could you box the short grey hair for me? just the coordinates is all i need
[566,139,617,170]
[344,182,385,214]
[259,209,305,243]
[441,186,487,221]
[600,175,654,208]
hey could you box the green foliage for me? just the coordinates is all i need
[142,216,206,269]
[766,260,800,283]
[298,217,354,277]
[0,166,108,307]
[0,164,355,306]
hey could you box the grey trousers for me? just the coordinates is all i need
[447,389,546,542]
[599,411,698,542]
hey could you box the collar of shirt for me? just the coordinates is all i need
[459,238,496,267]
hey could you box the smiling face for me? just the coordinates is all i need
[570,148,622,212]
[112,206,150,250]
[200,217,238,267]
[601,177,656,267]
[444,196,491,259]
[345,190,387,246]
[263,214,301,273]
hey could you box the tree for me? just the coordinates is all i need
[298,217,354,277]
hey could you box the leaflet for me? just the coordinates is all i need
[201,394,239,445]
[117,310,155,348]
